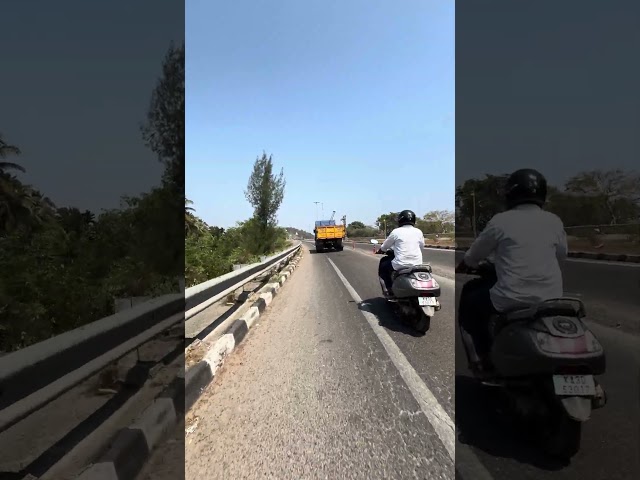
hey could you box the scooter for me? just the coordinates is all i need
[457,260,607,459]
[371,239,441,333]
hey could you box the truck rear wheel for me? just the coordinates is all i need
[315,243,324,253]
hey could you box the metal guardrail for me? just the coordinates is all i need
[0,242,301,435]
[0,293,184,434]
[185,242,302,319]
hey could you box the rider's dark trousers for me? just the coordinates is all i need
[458,276,498,357]
[378,256,395,294]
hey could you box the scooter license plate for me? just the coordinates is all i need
[418,297,438,306]
[552,375,596,396]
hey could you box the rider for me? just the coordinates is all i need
[377,210,426,298]
[456,169,568,373]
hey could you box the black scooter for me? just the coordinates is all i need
[457,260,607,459]
[372,240,441,333]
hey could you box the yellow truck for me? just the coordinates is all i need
[314,220,346,253]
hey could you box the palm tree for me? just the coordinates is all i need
[0,134,56,233]
[0,133,24,174]
[185,198,207,236]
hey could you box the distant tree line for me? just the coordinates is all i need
[345,210,455,238]
[455,169,640,234]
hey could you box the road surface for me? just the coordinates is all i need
[140,242,638,479]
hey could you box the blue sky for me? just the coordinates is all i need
[186,0,454,231]
[1,1,182,212]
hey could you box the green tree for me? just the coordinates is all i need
[244,152,286,255]
[455,174,509,232]
[0,133,24,173]
[141,43,185,191]
[140,42,185,278]
[564,169,640,224]
[376,212,397,235]
[420,210,455,234]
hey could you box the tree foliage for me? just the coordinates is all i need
[141,43,185,192]
[346,210,455,238]
[0,43,184,353]
[243,152,286,255]
[185,152,290,286]
[185,211,290,286]
[455,169,640,233]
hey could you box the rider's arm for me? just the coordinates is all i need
[556,223,568,261]
[380,231,396,251]
[418,232,425,248]
[464,220,499,268]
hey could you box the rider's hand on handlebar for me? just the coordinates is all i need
[455,261,469,274]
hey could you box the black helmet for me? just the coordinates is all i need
[397,209,417,226]
[504,168,547,209]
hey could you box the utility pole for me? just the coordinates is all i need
[313,201,320,221]
[471,191,477,237]
[384,219,387,237]
[321,203,324,219]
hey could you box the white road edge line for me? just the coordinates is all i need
[326,258,455,459]
[326,257,494,480]
[565,257,640,268]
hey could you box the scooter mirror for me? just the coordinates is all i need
[370,239,379,245]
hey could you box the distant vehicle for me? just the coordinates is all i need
[314,211,346,253]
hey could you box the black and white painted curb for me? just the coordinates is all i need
[73,249,303,480]
[184,249,303,412]
[75,373,184,480]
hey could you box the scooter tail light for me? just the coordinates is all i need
[535,332,591,354]
[584,330,603,353]
[410,279,437,289]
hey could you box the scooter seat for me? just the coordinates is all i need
[499,299,584,322]
[394,263,433,275]
[489,299,584,336]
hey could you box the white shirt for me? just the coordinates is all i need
[381,225,425,270]
[464,204,567,313]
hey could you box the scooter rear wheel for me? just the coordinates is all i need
[415,314,431,333]
[542,413,582,459]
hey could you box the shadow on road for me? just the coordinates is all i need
[455,374,570,472]
[358,296,425,338]
[310,249,349,256]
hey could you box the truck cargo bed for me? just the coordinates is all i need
[315,225,345,239]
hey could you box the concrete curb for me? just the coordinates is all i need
[75,372,185,480]
[73,249,303,480]
[452,246,640,263]
[184,250,303,413]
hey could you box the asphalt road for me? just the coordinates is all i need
[141,243,457,479]
[140,241,638,480]
[318,242,640,479]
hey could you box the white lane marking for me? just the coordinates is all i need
[327,258,455,458]
[566,257,640,268]
[326,257,494,479]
